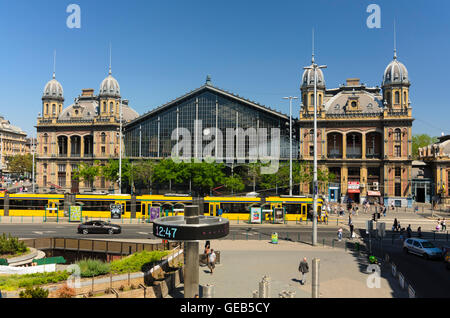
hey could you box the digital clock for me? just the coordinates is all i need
[152,216,229,241]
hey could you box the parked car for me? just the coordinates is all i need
[403,238,443,260]
[77,221,121,235]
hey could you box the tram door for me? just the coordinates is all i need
[300,204,307,221]
[141,202,147,218]
[210,203,220,216]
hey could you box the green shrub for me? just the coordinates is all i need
[76,259,110,278]
[0,233,29,256]
[19,286,49,298]
[110,250,170,274]
[0,271,70,291]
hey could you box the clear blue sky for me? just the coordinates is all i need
[0,0,448,137]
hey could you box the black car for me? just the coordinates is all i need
[77,221,121,235]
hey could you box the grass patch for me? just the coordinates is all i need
[110,250,170,274]
[76,259,110,278]
[0,271,70,291]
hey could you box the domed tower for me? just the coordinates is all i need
[382,49,410,110]
[99,66,121,119]
[300,54,326,115]
[42,72,64,119]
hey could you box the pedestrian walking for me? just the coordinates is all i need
[203,241,211,265]
[337,227,343,241]
[207,249,216,274]
[407,224,412,238]
[349,223,355,239]
[391,201,395,211]
[298,257,309,285]
[436,220,441,232]
[417,226,422,238]
[393,218,398,232]
[382,204,387,217]
[442,218,446,231]
[348,214,353,226]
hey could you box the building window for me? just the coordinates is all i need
[395,145,401,157]
[395,167,401,178]
[44,146,47,154]
[43,163,47,173]
[309,145,314,156]
[310,94,314,106]
[101,146,106,154]
[395,182,402,197]
[403,92,407,104]
[386,92,391,105]
[43,175,47,186]
[52,104,56,115]
[395,91,400,104]
[43,134,48,144]
[101,133,106,143]
[394,129,401,141]
[309,130,314,142]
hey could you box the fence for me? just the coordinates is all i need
[384,253,417,298]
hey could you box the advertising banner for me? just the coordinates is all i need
[110,204,122,219]
[150,206,160,221]
[348,181,360,194]
[250,207,262,224]
[69,206,82,222]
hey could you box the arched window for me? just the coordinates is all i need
[386,92,391,105]
[395,91,400,104]
[394,128,401,141]
[45,104,48,115]
[309,130,314,142]
[110,102,114,113]
[101,132,106,143]
[303,94,307,106]
[43,133,48,144]
[310,94,314,106]
[102,102,106,113]
[319,94,322,106]
[403,92,407,104]
[52,104,56,115]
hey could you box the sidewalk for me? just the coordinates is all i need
[168,240,408,298]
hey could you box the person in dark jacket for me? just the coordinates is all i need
[298,257,309,285]
[406,225,412,238]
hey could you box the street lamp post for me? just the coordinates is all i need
[303,62,327,246]
[32,136,35,193]
[283,96,298,197]
[118,99,123,194]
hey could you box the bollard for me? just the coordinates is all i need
[332,240,335,248]
[201,284,215,298]
[298,233,300,242]
[286,232,289,240]
[323,239,325,247]
[246,232,248,240]
[311,258,320,298]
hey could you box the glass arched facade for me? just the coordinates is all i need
[124,88,296,161]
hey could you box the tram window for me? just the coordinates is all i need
[125,202,141,212]
[78,200,111,211]
[284,204,301,214]
[9,199,48,210]
[221,203,249,213]
[203,203,210,214]
[0,199,3,209]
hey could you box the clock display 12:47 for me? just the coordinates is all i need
[155,225,178,239]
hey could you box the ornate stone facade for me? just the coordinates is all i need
[0,116,29,174]
[36,70,139,193]
[298,53,414,207]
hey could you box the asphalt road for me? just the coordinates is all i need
[358,229,450,298]
[0,223,348,246]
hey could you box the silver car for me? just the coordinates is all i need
[403,238,443,260]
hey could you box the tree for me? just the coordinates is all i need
[189,161,225,196]
[132,160,157,193]
[412,134,438,159]
[153,159,185,191]
[223,174,245,193]
[7,154,33,176]
[73,161,101,190]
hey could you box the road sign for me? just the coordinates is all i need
[110,204,122,219]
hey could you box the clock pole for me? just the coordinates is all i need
[184,203,200,298]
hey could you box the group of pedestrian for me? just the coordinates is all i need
[436,218,447,232]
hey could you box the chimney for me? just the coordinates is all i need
[81,89,94,97]
[346,78,360,86]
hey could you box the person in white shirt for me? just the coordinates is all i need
[208,249,216,274]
